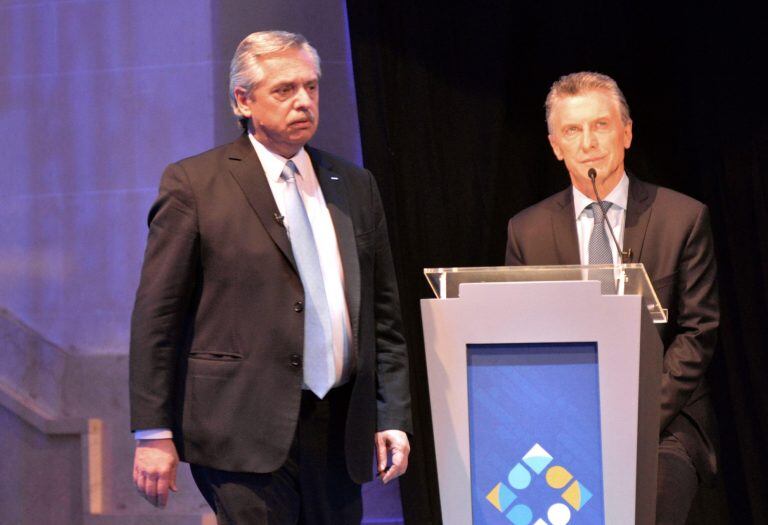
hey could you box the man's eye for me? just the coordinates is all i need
[595,120,609,128]
[276,85,294,96]
[306,82,318,92]
[563,127,579,136]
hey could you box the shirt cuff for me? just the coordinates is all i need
[134,428,173,440]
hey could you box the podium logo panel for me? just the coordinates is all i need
[484,443,594,524]
[467,343,604,524]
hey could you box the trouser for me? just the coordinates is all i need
[191,383,362,525]
[656,432,699,525]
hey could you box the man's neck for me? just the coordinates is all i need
[574,170,624,201]
[573,172,629,209]
[248,127,303,159]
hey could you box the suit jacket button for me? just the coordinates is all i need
[293,301,304,312]
[289,354,302,367]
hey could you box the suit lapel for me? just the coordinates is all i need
[551,188,581,265]
[308,147,361,349]
[226,135,297,271]
[623,176,654,263]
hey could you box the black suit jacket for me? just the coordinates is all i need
[506,176,719,479]
[130,135,412,483]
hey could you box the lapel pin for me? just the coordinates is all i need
[330,176,339,181]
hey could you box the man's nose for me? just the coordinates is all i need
[293,88,312,109]
[580,126,596,151]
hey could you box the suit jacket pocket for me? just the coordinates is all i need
[188,350,242,362]
[187,353,242,379]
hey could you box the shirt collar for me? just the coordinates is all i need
[573,172,629,219]
[247,132,312,182]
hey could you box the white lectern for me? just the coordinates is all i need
[420,265,664,525]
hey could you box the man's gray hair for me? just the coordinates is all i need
[229,31,321,127]
[545,71,631,132]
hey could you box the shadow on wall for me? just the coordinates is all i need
[0,307,212,524]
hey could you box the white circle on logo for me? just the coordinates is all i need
[547,502,571,525]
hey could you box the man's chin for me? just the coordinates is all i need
[287,129,317,144]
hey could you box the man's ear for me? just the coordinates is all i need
[623,120,633,149]
[548,134,564,161]
[233,87,252,118]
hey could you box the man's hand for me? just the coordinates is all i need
[133,438,179,507]
[375,430,410,484]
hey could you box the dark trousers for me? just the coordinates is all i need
[656,432,700,525]
[190,384,362,525]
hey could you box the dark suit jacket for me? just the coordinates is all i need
[130,135,412,484]
[505,176,719,479]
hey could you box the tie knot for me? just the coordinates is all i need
[281,160,299,183]
[591,201,612,223]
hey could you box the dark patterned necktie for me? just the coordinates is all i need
[589,201,613,264]
[588,201,616,293]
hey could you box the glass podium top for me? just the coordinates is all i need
[424,264,667,323]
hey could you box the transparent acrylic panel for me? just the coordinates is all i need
[424,264,667,323]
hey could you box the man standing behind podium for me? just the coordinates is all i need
[130,31,411,524]
[505,72,718,524]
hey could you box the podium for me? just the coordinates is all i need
[420,264,665,525]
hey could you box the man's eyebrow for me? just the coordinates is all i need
[559,114,612,125]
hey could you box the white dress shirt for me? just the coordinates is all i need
[573,173,629,265]
[249,135,353,389]
[136,135,352,440]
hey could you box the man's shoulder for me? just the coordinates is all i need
[306,145,370,177]
[172,137,248,172]
[630,177,708,217]
[508,186,571,227]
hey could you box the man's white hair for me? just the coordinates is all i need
[229,31,321,127]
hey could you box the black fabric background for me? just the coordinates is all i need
[347,1,768,523]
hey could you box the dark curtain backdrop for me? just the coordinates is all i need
[347,1,768,523]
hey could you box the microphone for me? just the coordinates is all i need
[273,213,285,226]
[588,168,632,263]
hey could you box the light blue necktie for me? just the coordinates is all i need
[281,160,334,398]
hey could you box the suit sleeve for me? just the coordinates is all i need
[370,175,413,434]
[130,163,200,431]
[660,205,719,431]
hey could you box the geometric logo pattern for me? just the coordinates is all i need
[485,443,593,525]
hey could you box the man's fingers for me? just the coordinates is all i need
[381,465,398,483]
[156,476,170,508]
[135,470,146,495]
[392,448,409,472]
[144,474,159,507]
[134,470,171,507]
[133,438,180,507]
[375,434,388,474]
[375,430,411,483]
[382,448,409,483]
[169,462,179,492]
[382,462,405,483]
